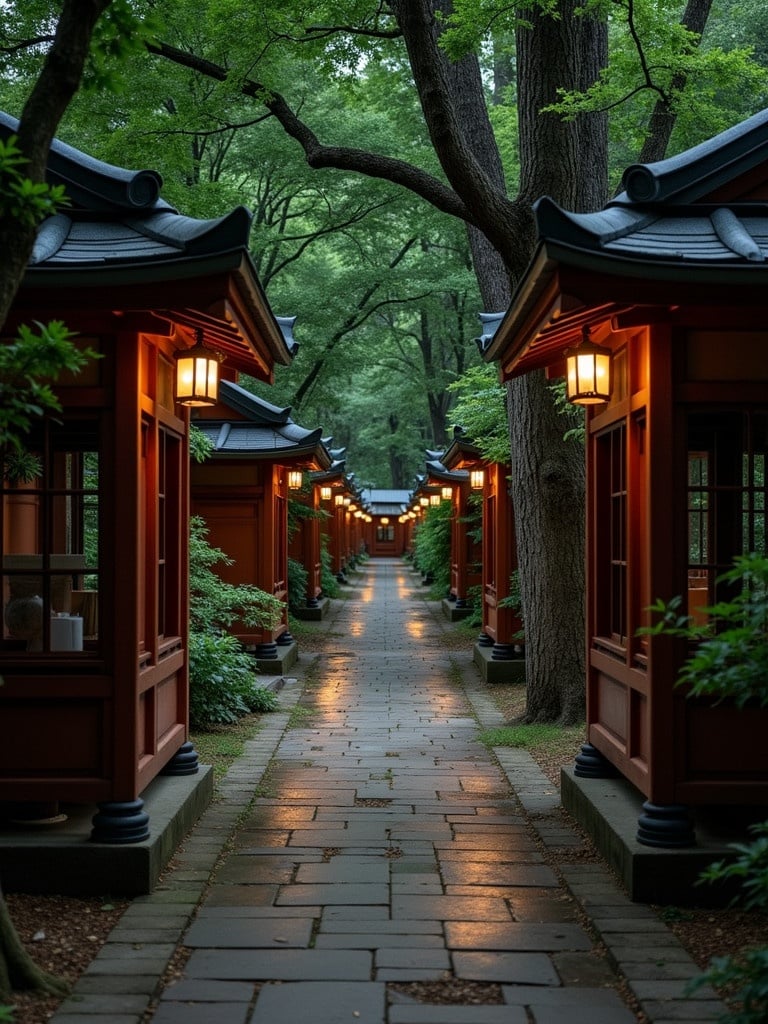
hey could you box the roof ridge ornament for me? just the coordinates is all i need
[710,207,764,261]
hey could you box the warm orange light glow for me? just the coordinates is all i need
[429,494,440,506]
[565,326,612,405]
[381,517,390,525]
[174,330,222,406]
[320,486,332,501]
[335,495,345,506]
[287,470,303,489]
[470,469,485,490]
[419,497,429,507]
[441,486,453,500]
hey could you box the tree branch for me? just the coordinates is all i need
[146,39,474,224]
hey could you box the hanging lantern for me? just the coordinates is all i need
[441,486,453,500]
[429,494,440,506]
[287,470,303,490]
[334,494,345,507]
[419,497,429,507]
[564,325,612,405]
[320,486,332,501]
[174,328,223,407]
[470,469,485,490]
[381,517,390,526]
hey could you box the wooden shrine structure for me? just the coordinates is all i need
[191,381,331,657]
[484,110,768,846]
[0,113,295,849]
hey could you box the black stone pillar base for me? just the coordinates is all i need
[477,632,494,647]
[454,597,467,609]
[161,741,199,776]
[90,798,150,844]
[306,597,320,609]
[254,641,279,659]
[573,743,620,779]
[491,642,520,660]
[277,630,294,646]
[636,801,696,848]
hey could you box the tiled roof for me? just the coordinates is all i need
[194,380,329,464]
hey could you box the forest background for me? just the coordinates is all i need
[3,0,767,490]
[3,0,768,729]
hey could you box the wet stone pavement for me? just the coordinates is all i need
[52,559,727,1023]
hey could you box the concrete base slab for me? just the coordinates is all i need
[292,598,331,621]
[441,598,474,622]
[473,643,526,685]
[561,766,766,905]
[0,766,214,896]
[254,640,298,674]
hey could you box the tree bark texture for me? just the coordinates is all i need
[507,372,586,723]
[0,0,112,332]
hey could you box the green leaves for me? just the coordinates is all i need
[0,135,68,227]
[0,321,97,450]
[189,515,284,632]
[641,554,768,709]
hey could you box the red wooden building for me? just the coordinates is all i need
[423,450,476,620]
[485,110,768,846]
[360,489,410,557]
[191,381,331,656]
[440,430,524,682]
[0,114,294,849]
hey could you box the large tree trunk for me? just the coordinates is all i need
[0,0,112,331]
[506,3,608,723]
[0,886,68,1002]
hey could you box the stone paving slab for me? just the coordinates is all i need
[183,947,373,980]
[389,1007,526,1024]
[510,994,637,1024]
[445,921,592,951]
[183,916,314,947]
[249,981,386,1024]
[452,951,561,985]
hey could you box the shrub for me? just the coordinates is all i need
[412,501,451,596]
[287,556,309,611]
[189,631,278,728]
[190,515,283,632]
[320,537,340,598]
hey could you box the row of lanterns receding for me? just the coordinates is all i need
[175,323,612,412]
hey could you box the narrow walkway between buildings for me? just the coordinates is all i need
[52,559,727,1024]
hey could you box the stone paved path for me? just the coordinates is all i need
[52,559,727,1023]
[158,558,634,1024]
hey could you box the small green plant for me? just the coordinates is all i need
[412,501,452,597]
[190,516,283,632]
[2,449,42,484]
[643,553,768,1022]
[188,631,278,728]
[287,556,309,611]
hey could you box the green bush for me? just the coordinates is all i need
[189,631,278,728]
[287,556,309,611]
[320,537,340,598]
[412,501,452,596]
[190,515,283,632]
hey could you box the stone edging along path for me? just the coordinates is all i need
[49,562,727,1024]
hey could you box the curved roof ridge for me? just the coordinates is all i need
[218,379,291,423]
[618,108,768,204]
[0,112,164,211]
